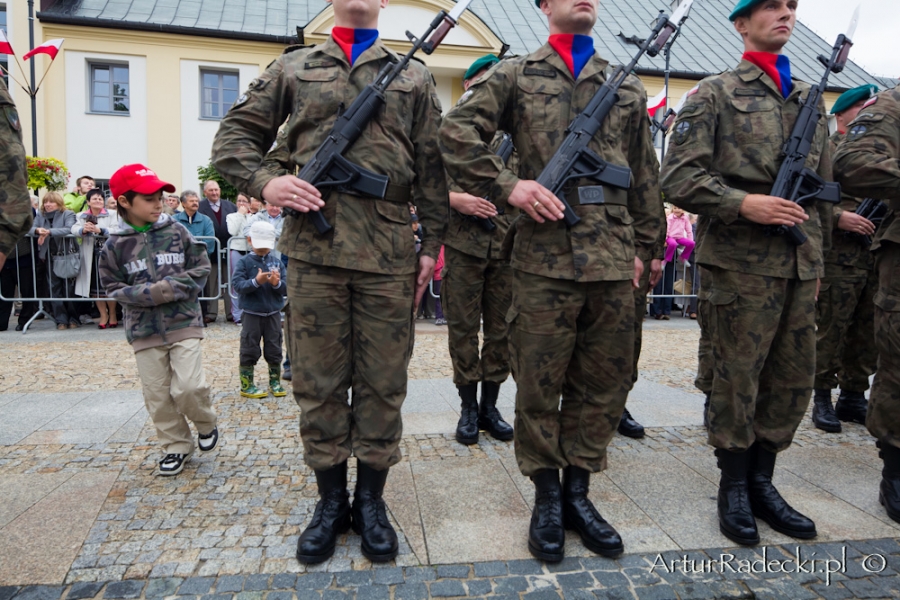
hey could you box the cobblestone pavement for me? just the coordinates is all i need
[2,317,899,598]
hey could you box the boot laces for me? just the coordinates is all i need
[357,492,391,528]
[534,490,562,527]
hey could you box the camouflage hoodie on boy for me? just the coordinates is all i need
[98,214,211,351]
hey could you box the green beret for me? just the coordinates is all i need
[535,0,541,6]
[464,54,500,82]
[830,84,879,115]
[729,0,763,21]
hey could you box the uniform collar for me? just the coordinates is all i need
[319,34,391,71]
[531,41,610,84]
[736,59,802,102]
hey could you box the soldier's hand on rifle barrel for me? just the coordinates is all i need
[838,211,876,237]
[449,192,497,219]
[738,194,809,226]
[262,175,324,213]
[508,180,566,223]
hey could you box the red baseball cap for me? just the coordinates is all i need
[109,164,176,199]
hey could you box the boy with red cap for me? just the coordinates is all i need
[98,164,219,476]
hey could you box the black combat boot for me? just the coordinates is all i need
[617,408,645,439]
[455,383,479,445]
[478,382,514,441]
[811,389,841,433]
[747,443,817,539]
[878,442,900,524]
[703,394,710,429]
[528,469,565,562]
[351,461,398,562]
[835,390,868,425]
[296,462,351,564]
[715,448,759,546]
[562,466,624,557]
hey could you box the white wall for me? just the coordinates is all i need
[65,51,147,182]
[367,4,482,47]
[180,60,259,197]
[433,75,454,115]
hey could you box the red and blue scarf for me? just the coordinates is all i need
[332,27,379,66]
[549,34,595,80]
[743,52,794,98]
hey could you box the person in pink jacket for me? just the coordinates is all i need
[665,206,695,264]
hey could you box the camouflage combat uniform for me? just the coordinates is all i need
[440,44,664,476]
[814,132,878,394]
[660,60,833,453]
[833,86,900,450]
[211,37,448,471]
[0,78,34,264]
[443,133,519,387]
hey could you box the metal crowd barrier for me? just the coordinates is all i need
[646,254,700,316]
[0,233,222,333]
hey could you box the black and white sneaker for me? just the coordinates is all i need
[198,427,219,452]
[159,453,189,476]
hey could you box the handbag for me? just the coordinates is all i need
[52,238,82,279]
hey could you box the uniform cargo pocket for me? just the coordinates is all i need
[730,96,780,148]
[296,68,342,120]
[517,77,562,132]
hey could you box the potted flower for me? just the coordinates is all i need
[27,156,70,192]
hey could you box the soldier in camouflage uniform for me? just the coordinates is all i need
[811,85,880,433]
[0,77,34,273]
[211,0,448,564]
[443,55,516,446]
[660,0,830,546]
[833,83,900,525]
[440,0,664,562]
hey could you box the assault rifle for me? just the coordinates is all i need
[285,0,475,234]
[462,132,515,233]
[848,198,888,246]
[765,8,860,245]
[537,0,695,227]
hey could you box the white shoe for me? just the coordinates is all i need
[159,453,190,476]
[198,427,220,452]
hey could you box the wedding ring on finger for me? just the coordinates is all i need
[533,201,541,210]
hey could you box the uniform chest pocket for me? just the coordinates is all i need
[517,78,563,132]
[380,77,416,135]
[296,68,343,120]
[730,97,781,147]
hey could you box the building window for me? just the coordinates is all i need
[90,63,129,114]
[201,70,239,120]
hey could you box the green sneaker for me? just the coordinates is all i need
[240,366,267,399]
[268,364,287,397]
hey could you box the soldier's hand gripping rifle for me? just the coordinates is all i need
[536,0,695,227]
[765,8,860,245]
[463,132,515,233]
[849,197,888,246]
[285,0,475,234]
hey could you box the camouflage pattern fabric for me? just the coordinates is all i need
[833,85,900,449]
[288,260,415,471]
[824,132,876,272]
[439,43,664,283]
[700,268,816,452]
[660,61,833,453]
[660,60,833,282]
[508,271,635,476]
[99,216,211,351]
[211,36,448,273]
[442,246,512,386]
[0,78,33,260]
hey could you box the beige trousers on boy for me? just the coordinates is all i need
[134,338,217,455]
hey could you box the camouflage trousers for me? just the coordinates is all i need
[699,268,816,453]
[867,244,900,450]
[814,268,878,392]
[442,246,513,386]
[695,266,714,396]
[630,263,652,384]
[508,270,635,477]
[287,260,415,471]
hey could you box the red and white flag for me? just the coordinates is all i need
[0,30,14,56]
[23,38,64,61]
[647,85,667,117]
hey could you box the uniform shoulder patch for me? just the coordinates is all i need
[456,90,474,107]
[847,123,868,140]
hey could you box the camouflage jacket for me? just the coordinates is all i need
[0,78,34,259]
[211,36,448,276]
[833,85,900,252]
[98,215,211,352]
[439,43,664,282]
[659,60,832,281]
[444,132,520,261]
[823,132,874,275]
